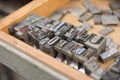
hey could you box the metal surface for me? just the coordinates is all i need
[85,34,106,55]
[101,9,113,15]
[101,15,119,26]
[99,27,114,36]
[50,9,68,21]
[114,10,120,19]
[109,1,120,10]
[79,13,92,22]
[70,6,88,17]
[100,48,119,63]
[105,36,112,47]
[83,0,101,15]
[82,21,93,31]
[93,15,101,24]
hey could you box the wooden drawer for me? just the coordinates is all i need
[0,0,119,80]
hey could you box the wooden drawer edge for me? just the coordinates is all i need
[0,31,93,80]
[0,0,48,30]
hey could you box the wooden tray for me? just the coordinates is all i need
[0,0,119,80]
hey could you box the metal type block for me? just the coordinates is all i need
[83,0,101,14]
[62,41,80,56]
[49,21,65,32]
[50,9,68,21]
[70,44,85,56]
[15,26,30,43]
[109,1,120,10]
[62,41,82,64]
[69,43,85,66]
[9,23,21,35]
[105,36,112,47]
[39,37,50,51]
[93,15,102,24]
[90,67,105,80]
[54,40,68,52]
[111,57,120,74]
[76,26,85,33]
[100,48,119,63]
[64,27,77,41]
[79,13,92,22]
[74,30,90,44]
[101,15,119,26]
[40,28,55,39]
[73,48,96,65]
[70,6,88,17]
[85,61,100,74]
[84,56,98,66]
[31,18,45,28]
[50,13,63,21]
[82,21,93,31]
[33,30,47,40]
[9,22,31,44]
[55,23,73,37]
[27,27,47,48]
[31,18,53,29]
[44,36,61,57]
[101,9,113,15]
[27,28,39,46]
[99,27,114,36]
[81,48,96,60]
[85,34,106,55]
[14,23,28,33]
[84,56,99,74]
[54,40,68,61]
[108,42,119,49]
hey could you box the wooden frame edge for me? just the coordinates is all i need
[0,31,93,80]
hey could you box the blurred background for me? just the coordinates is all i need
[0,1,31,80]
[0,0,31,19]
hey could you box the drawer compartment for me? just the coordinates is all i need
[0,0,119,80]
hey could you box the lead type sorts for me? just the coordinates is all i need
[9,14,119,80]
